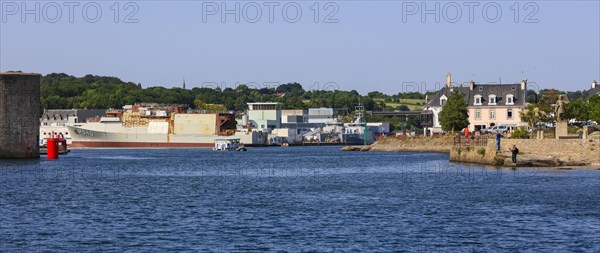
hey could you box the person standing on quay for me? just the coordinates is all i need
[510,145,519,164]
[496,131,502,151]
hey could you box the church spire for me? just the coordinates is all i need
[183,78,186,90]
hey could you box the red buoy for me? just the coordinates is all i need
[46,138,59,159]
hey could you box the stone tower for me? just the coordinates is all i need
[0,72,41,158]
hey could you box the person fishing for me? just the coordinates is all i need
[509,145,519,164]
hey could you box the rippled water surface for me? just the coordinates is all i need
[1,147,599,252]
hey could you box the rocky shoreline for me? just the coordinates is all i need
[340,136,453,153]
[451,148,592,168]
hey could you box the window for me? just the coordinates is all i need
[479,87,483,91]
[488,95,497,105]
[440,95,447,106]
[489,109,496,120]
[507,109,513,119]
[506,95,514,105]
[475,109,481,120]
[474,95,482,105]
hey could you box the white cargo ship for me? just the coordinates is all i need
[67,104,267,148]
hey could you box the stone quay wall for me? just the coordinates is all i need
[450,137,600,167]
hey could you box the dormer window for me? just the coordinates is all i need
[474,95,483,105]
[479,87,483,91]
[488,95,497,105]
[506,95,514,105]
[440,95,447,106]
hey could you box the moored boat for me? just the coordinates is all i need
[67,104,267,148]
[213,138,246,151]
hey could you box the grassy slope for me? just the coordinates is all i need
[373,98,424,111]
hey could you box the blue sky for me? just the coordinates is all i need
[1,1,598,94]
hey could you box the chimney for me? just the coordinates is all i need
[445,72,452,88]
[593,80,598,89]
[521,79,527,91]
[469,80,474,90]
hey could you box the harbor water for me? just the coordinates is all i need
[1,147,599,252]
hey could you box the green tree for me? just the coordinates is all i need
[588,96,600,123]
[536,89,563,114]
[565,99,589,121]
[438,91,469,132]
[398,92,425,99]
[276,82,304,96]
[368,91,386,98]
[526,89,539,103]
[567,90,588,101]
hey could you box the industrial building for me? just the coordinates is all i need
[308,108,338,124]
[247,102,282,131]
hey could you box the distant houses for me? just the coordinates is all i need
[424,73,527,134]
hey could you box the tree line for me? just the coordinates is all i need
[40,73,425,113]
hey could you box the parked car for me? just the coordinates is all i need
[583,120,598,126]
[482,125,509,134]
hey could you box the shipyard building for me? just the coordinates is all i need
[244,102,389,145]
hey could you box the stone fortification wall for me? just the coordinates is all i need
[0,73,41,158]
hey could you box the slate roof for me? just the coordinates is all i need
[425,86,470,107]
[588,86,600,96]
[425,83,526,107]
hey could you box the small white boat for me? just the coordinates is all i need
[213,138,246,151]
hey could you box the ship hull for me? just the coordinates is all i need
[70,141,215,148]
[341,134,375,145]
[67,124,267,148]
